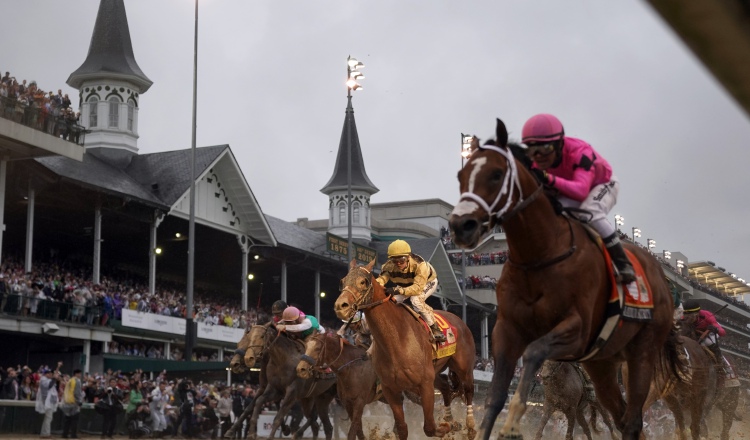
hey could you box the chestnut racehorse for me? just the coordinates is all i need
[334,259,477,440]
[296,331,378,440]
[449,118,683,440]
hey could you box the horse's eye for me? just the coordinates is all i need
[339,280,345,292]
[491,170,503,182]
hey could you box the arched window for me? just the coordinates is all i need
[108,96,120,128]
[88,96,98,127]
[353,202,361,225]
[338,203,346,225]
[127,101,135,131]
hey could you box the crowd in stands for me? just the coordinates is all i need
[0,70,84,144]
[0,362,266,439]
[0,256,264,333]
[461,275,497,290]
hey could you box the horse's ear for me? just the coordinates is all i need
[349,259,358,270]
[366,259,376,272]
[495,118,508,147]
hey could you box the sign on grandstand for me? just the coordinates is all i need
[121,309,244,343]
[326,233,378,264]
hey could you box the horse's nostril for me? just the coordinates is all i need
[462,219,478,234]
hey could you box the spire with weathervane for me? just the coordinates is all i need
[67,0,153,168]
[321,93,379,242]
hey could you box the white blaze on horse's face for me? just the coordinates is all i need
[451,156,487,217]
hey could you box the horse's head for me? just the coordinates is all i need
[296,332,327,379]
[230,327,253,374]
[450,118,538,248]
[334,259,376,321]
[242,322,273,368]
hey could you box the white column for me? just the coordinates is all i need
[165,341,171,360]
[241,250,248,311]
[24,185,35,273]
[83,340,91,374]
[149,219,158,295]
[281,260,287,302]
[314,270,321,319]
[93,205,102,284]
[481,314,489,360]
[0,159,6,265]
[103,340,110,354]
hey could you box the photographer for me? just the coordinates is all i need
[126,400,152,439]
[175,378,197,437]
[99,378,124,439]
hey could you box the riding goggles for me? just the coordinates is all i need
[526,143,556,157]
[390,256,409,264]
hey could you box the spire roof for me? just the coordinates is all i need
[67,0,152,92]
[321,96,379,195]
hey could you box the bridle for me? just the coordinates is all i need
[299,333,362,375]
[459,143,574,270]
[234,324,272,361]
[458,144,543,229]
[340,267,392,318]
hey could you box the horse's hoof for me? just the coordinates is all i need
[498,434,523,439]
[467,428,477,440]
[282,426,292,436]
[436,422,452,437]
[450,421,462,432]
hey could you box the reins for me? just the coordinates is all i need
[342,267,392,315]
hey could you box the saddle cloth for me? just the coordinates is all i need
[603,247,655,322]
[396,302,458,359]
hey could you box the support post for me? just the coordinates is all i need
[93,204,102,284]
[83,340,91,374]
[0,159,6,265]
[24,185,35,273]
[481,314,489,360]
[281,260,287,303]
[314,270,321,319]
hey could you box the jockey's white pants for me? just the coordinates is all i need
[558,176,620,239]
[394,279,439,325]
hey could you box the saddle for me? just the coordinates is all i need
[393,300,457,359]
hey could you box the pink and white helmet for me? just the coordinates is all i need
[522,114,565,144]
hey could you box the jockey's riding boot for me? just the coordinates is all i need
[603,233,637,285]
[430,323,446,343]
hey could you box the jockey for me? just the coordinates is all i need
[276,306,323,341]
[271,300,288,324]
[337,311,371,348]
[681,300,725,360]
[376,239,446,343]
[522,114,636,285]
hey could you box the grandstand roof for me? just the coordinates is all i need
[67,0,152,92]
[688,261,750,297]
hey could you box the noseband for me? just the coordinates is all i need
[239,325,272,360]
[459,144,543,226]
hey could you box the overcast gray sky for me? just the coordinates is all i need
[4,1,750,282]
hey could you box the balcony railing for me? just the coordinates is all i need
[0,95,86,146]
[1,293,106,326]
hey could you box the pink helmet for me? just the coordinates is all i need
[281,306,305,323]
[522,114,564,144]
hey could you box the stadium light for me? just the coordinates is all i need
[320,291,326,298]
[632,227,641,241]
[647,239,656,249]
[175,233,181,238]
[663,250,671,260]
[154,247,162,255]
[614,214,624,227]
[676,260,685,269]
[461,134,474,161]
[247,273,254,280]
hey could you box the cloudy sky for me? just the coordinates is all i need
[4,1,750,280]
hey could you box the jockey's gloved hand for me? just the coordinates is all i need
[708,325,719,333]
[530,168,550,185]
[385,287,401,296]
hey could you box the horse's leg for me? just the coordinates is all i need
[575,402,593,440]
[662,395,688,440]
[224,398,255,438]
[499,321,584,439]
[532,407,551,440]
[245,387,282,440]
[294,398,318,440]
[478,326,524,440]
[583,360,627,435]
[592,401,616,439]
[314,394,336,440]
[562,406,576,440]
[349,398,366,440]
[619,350,660,440]
[433,373,455,425]
[419,376,449,438]
[269,390,300,440]
[719,387,740,440]
[382,386,408,440]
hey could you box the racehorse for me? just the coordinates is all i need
[334,259,477,440]
[640,335,717,440]
[533,361,616,440]
[226,325,302,439]
[229,323,337,440]
[448,118,683,440]
[296,330,378,440]
[679,315,740,440]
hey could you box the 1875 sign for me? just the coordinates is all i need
[326,233,378,264]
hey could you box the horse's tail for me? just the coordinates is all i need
[587,402,602,434]
[656,324,687,384]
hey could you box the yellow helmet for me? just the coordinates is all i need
[387,240,411,258]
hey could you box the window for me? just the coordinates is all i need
[338,203,346,225]
[127,102,134,131]
[353,202,360,224]
[108,96,120,128]
[88,96,98,127]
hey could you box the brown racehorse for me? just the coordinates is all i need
[448,118,683,440]
[296,331,378,440]
[678,316,740,440]
[231,323,337,440]
[640,335,717,440]
[533,361,616,440]
[334,259,477,440]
